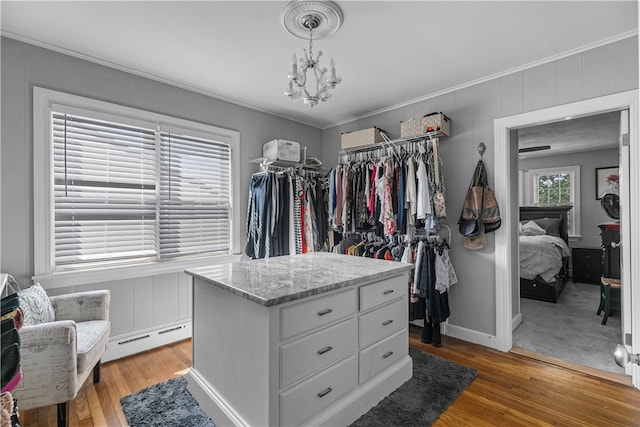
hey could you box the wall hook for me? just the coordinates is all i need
[477,142,486,159]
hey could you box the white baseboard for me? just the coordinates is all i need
[103,320,192,362]
[445,323,498,350]
[512,312,523,332]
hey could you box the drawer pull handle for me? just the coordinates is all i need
[383,289,394,295]
[317,346,333,355]
[383,351,394,359]
[317,308,333,316]
[382,319,393,326]
[317,387,333,398]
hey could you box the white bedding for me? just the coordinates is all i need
[519,234,571,282]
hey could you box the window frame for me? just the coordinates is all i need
[33,87,241,287]
[526,165,581,238]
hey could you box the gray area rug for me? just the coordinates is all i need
[120,347,476,427]
[513,281,624,374]
[121,375,213,427]
[350,347,476,426]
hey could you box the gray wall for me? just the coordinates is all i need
[0,37,323,285]
[519,148,620,249]
[2,34,637,348]
[321,36,638,339]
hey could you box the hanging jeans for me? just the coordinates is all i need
[271,175,290,257]
[245,173,273,259]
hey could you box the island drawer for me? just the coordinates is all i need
[358,298,405,348]
[280,318,357,389]
[359,328,408,384]
[280,355,357,427]
[280,289,356,340]
[359,275,405,312]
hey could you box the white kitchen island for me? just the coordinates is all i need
[185,252,413,427]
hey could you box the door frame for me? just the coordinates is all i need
[493,90,639,387]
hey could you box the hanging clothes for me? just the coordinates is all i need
[413,239,455,324]
[328,138,445,237]
[245,168,326,259]
[245,172,272,259]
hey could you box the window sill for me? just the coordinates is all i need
[33,253,244,289]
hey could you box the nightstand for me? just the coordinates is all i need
[571,247,602,285]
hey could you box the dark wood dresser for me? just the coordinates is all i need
[598,223,621,279]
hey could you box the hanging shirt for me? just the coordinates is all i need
[288,174,296,255]
[328,168,336,225]
[368,162,377,218]
[335,165,343,228]
[435,246,458,294]
[416,159,431,220]
[382,159,396,236]
[405,157,417,225]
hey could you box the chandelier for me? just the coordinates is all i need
[281,1,343,108]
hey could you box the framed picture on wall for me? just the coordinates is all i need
[595,166,619,200]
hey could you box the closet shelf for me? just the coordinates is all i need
[249,157,325,172]
[338,130,447,154]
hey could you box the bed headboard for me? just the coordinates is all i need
[519,205,572,243]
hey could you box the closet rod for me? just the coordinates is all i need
[338,130,446,155]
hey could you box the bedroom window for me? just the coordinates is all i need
[33,88,240,279]
[528,165,581,237]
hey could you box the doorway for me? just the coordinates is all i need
[493,90,640,388]
[512,112,623,376]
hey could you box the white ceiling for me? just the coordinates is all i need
[518,111,621,158]
[1,1,637,129]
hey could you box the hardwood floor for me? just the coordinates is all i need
[18,328,640,426]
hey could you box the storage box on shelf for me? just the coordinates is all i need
[263,139,301,163]
[401,112,451,138]
[341,127,389,150]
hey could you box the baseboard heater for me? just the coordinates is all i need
[103,320,192,362]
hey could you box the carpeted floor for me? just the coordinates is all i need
[513,281,624,374]
[121,347,476,427]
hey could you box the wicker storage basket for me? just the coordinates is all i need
[341,127,389,149]
[400,113,451,138]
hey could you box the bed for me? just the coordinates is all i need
[519,205,572,303]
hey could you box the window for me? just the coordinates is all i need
[52,110,158,267]
[526,166,581,237]
[34,88,240,279]
[159,129,231,258]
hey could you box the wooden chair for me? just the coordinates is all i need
[597,277,621,325]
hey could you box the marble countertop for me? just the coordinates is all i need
[185,252,412,307]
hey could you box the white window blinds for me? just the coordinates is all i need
[159,131,232,257]
[52,111,157,267]
[51,109,233,269]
